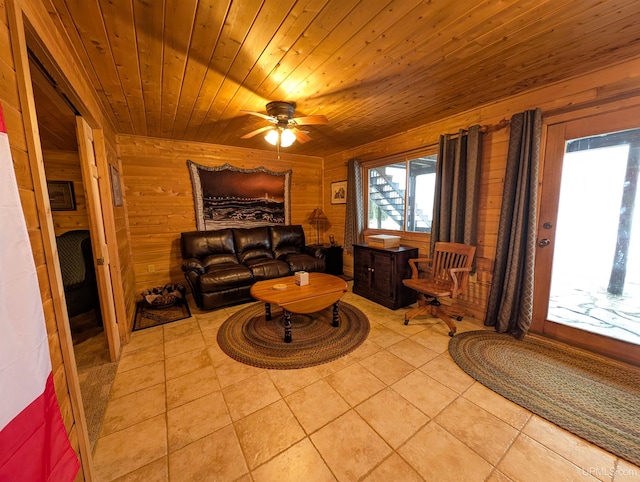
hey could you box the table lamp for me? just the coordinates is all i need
[309,208,328,244]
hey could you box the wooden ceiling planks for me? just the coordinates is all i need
[170,0,230,139]
[159,0,198,138]
[204,0,329,146]
[182,0,264,141]
[33,0,640,157]
[63,0,134,132]
[132,0,164,138]
[98,0,147,136]
[195,0,299,142]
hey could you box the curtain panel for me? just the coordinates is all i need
[344,158,364,254]
[485,108,542,338]
[430,125,483,257]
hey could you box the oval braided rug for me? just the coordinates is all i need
[449,331,640,466]
[217,302,369,369]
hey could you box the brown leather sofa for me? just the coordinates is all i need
[180,225,326,310]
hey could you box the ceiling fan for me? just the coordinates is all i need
[241,101,328,148]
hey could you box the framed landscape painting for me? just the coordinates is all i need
[187,161,291,230]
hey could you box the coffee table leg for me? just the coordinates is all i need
[264,303,272,321]
[332,301,340,327]
[284,310,292,343]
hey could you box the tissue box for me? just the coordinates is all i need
[367,234,400,248]
[295,271,309,286]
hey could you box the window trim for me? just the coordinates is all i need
[362,146,438,235]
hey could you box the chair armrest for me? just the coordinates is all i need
[448,266,472,298]
[181,258,205,274]
[408,257,432,279]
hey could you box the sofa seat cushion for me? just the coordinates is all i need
[200,263,253,292]
[244,258,290,281]
[284,253,326,273]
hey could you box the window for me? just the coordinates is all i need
[367,154,437,232]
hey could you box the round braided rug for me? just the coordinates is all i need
[217,302,369,369]
[449,331,640,466]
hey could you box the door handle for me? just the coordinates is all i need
[538,239,550,248]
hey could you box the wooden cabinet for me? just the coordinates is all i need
[352,244,418,309]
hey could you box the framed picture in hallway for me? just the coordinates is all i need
[110,165,123,207]
[47,181,76,211]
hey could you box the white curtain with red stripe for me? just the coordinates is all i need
[0,105,79,481]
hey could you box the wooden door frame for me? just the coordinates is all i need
[532,105,640,365]
[7,1,132,478]
[7,2,95,478]
[76,117,121,361]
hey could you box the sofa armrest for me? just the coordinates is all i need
[181,258,205,274]
[304,245,326,259]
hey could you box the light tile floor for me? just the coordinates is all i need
[91,290,640,481]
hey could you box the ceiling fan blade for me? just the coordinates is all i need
[241,110,276,123]
[241,125,274,139]
[291,114,329,125]
[291,127,312,143]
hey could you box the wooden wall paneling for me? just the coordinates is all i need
[109,139,136,328]
[117,134,324,296]
[6,0,93,478]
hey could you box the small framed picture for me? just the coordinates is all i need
[47,181,76,211]
[331,180,347,204]
[110,164,123,207]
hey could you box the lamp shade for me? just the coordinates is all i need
[309,208,328,221]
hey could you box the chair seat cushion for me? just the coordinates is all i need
[200,264,253,292]
[402,278,452,297]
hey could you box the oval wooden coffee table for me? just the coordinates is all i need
[250,272,348,343]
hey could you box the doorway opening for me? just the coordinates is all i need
[28,45,116,451]
[548,128,640,345]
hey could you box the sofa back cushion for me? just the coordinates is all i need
[270,225,305,260]
[181,229,237,263]
[233,227,273,264]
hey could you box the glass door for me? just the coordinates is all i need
[532,108,640,365]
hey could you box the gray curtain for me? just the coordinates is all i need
[485,108,542,338]
[430,125,482,256]
[344,158,364,254]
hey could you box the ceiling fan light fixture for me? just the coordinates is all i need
[264,129,279,145]
[264,127,296,147]
[280,128,296,147]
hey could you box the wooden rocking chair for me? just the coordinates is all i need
[402,242,476,337]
